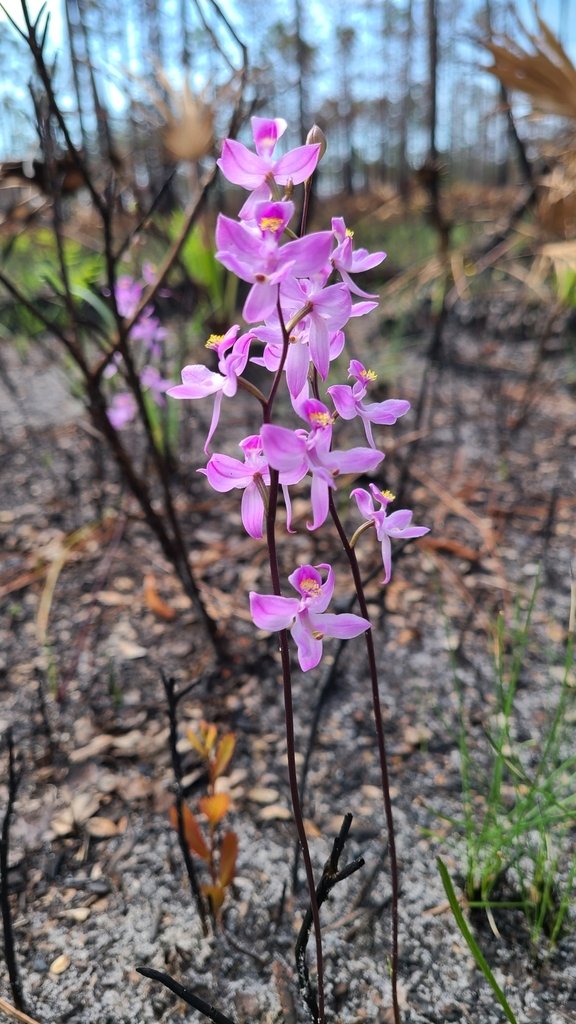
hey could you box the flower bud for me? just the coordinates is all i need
[306,124,327,161]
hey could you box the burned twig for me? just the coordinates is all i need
[160,670,208,932]
[0,730,25,1012]
[137,967,238,1024]
[295,814,365,1023]
[1,0,252,664]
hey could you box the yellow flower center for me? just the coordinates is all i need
[205,334,225,348]
[259,216,284,233]
[300,578,322,599]
[381,489,396,502]
[309,411,333,427]
[360,368,377,382]
[346,228,354,237]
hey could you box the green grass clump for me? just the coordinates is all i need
[430,574,576,954]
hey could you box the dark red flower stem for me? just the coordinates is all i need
[262,295,326,1024]
[308,366,399,1024]
[328,493,400,1024]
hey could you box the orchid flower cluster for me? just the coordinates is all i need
[105,265,173,430]
[168,117,428,671]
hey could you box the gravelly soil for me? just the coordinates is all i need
[1,310,576,1024]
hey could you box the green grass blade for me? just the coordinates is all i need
[437,858,518,1024]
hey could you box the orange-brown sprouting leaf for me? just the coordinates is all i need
[169,803,210,861]
[219,831,238,888]
[200,721,218,754]
[185,727,207,759]
[144,574,177,621]
[201,883,226,915]
[212,733,236,780]
[199,793,230,826]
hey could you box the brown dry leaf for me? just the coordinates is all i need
[116,640,148,660]
[397,627,420,645]
[49,954,70,975]
[117,776,152,802]
[52,792,101,836]
[247,787,280,805]
[96,590,132,607]
[303,819,322,838]
[482,13,576,120]
[258,804,292,821]
[384,579,409,612]
[59,908,90,922]
[154,71,214,161]
[69,734,114,763]
[85,817,121,838]
[418,536,481,561]
[404,725,432,747]
[144,574,177,621]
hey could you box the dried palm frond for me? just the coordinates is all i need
[482,9,576,121]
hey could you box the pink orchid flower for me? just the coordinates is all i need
[200,435,304,538]
[351,484,429,584]
[140,365,173,407]
[107,392,137,429]
[250,563,371,671]
[252,312,346,399]
[327,360,410,448]
[215,201,333,323]
[130,314,168,358]
[218,117,321,219]
[261,398,384,530]
[114,276,144,318]
[279,275,352,382]
[167,326,253,452]
[331,218,386,299]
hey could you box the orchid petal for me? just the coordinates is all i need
[308,314,330,380]
[316,562,334,612]
[362,399,411,424]
[339,266,378,299]
[307,473,330,530]
[204,390,223,454]
[282,484,296,534]
[286,339,311,398]
[204,454,252,492]
[326,384,357,420]
[288,564,323,595]
[241,482,265,539]
[381,534,392,584]
[350,249,386,272]
[329,330,346,359]
[167,365,224,400]
[238,182,272,220]
[351,487,376,521]
[243,281,278,324]
[349,300,378,317]
[273,144,321,185]
[322,446,384,475]
[291,614,323,671]
[250,592,299,631]
[308,611,371,640]
[383,509,414,531]
[215,214,263,262]
[280,232,334,277]
[261,424,307,472]
[361,415,376,449]
[252,116,287,158]
[217,139,268,189]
